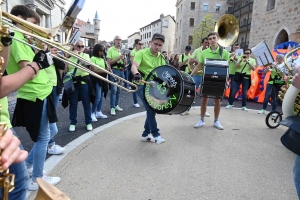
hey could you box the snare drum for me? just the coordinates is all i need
[201,59,229,98]
[143,65,195,114]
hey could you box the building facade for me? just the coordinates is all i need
[2,0,67,43]
[249,0,300,49]
[127,32,140,49]
[139,14,176,55]
[174,0,227,54]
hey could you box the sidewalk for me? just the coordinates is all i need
[28,107,297,200]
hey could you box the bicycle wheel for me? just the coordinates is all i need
[265,111,282,129]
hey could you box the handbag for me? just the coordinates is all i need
[63,59,80,94]
[280,116,300,156]
[234,62,248,82]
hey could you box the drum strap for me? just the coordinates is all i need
[219,46,223,59]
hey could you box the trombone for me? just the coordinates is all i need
[2,11,137,93]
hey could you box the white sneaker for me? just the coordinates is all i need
[27,167,45,177]
[226,104,233,109]
[96,111,108,119]
[242,106,249,111]
[87,124,93,131]
[205,112,210,117]
[213,121,224,130]
[28,176,61,191]
[69,125,75,132]
[134,103,140,108]
[258,109,265,114]
[111,108,116,116]
[115,105,123,111]
[141,135,155,143]
[180,111,189,116]
[194,120,205,128]
[268,102,271,105]
[154,136,165,144]
[48,144,65,155]
[91,113,97,122]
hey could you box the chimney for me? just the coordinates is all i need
[160,14,164,19]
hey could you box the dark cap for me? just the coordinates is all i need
[185,46,192,50]
[152,33,165,42]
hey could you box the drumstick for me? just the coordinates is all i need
[141,80,156,87]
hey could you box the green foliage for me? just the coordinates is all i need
[192,14,215,48]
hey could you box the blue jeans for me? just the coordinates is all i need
[110,69,124,108]
[133,92,138,104]
[262,84,280,111]
[26,98,57,181]
[228,77,250,107]
[136,85,160,137]
[294,155,300,199]
[92,83,104,113]
[69,83,92,125]
[0,129,29,200]
[49,86,59,146]
[192,75,202,89]
[124,68,129,88]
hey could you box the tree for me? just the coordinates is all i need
[192,14,215,48]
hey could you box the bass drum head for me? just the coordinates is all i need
[143,65,185,114]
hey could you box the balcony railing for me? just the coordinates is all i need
[226,0,253,13]
[239,18,252,27]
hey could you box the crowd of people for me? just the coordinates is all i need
[1,4,300,200]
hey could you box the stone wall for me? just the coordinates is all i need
[250,0,300,49]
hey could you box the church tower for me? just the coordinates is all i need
[93,11,100,40]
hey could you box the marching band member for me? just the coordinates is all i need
[179,45,192,73]
[131,33,166,144]
[226,49,256,111]
[107,36,126,116]
[190,32,230,130]
[228,43,240,99]
[7,5,61,192]
[258,54,285,114]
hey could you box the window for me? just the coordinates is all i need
[177,8,179,14]
[203,3,208,11]
[188,36,193,45]
[180,20,182,29]
[243,18,247,26]
[149,32,151,38]
[181,4,183,12]
[179,36,181,46]
[176,38,178,47]
[176,22,178,30]
[267,0,275,11]
[216,4,221,12]
[164,20,168,27]
[191,2,195,10]
[189,18,194,27]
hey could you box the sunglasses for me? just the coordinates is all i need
[99,49,104,52]
[153,42,163,47]
[244,52,250,54]
[138,43,143,45]
[208,37,217,40]
[77,45,84,48]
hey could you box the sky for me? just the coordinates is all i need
[64,0,176,41]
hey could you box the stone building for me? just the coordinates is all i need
[249,0,300,49]
[127,32,140,49]
[174,0,227,54]
[139,14,176,55]
[2,0,67,42]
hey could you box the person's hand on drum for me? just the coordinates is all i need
[292,68,300,89]
[134,73,142,83]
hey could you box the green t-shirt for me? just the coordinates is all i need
[228,56,242,75]
[191,47,203,62]
[0,97,12,128]
[106,46,124,69]
[6,31,52,102]
[68,52,90,77]
[44,64,57,86]
[130,48,139,57]
[199,46,230,64]
[90,56,105,71]
[268,68,284,84]
[235,57,256,77]
[179,53,191,73]
[133,48,166,84]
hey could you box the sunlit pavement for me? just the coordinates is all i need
[27,107,297,200]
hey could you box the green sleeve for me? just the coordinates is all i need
[130,51,135,57]
[199,52,204,64]
[10,33,33,63]
[179,54,183,62]
[106,48,113,59]
[222,50,230,61]
[191,49,197,59]
[133,50,143,64]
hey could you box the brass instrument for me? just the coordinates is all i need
[214,14,239,47]
[229,52,236,62]
[278,34,300,116]
[1,11,137,93]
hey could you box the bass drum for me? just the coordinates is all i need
[143,65,195,114]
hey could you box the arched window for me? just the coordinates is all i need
[274,29,289,48]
